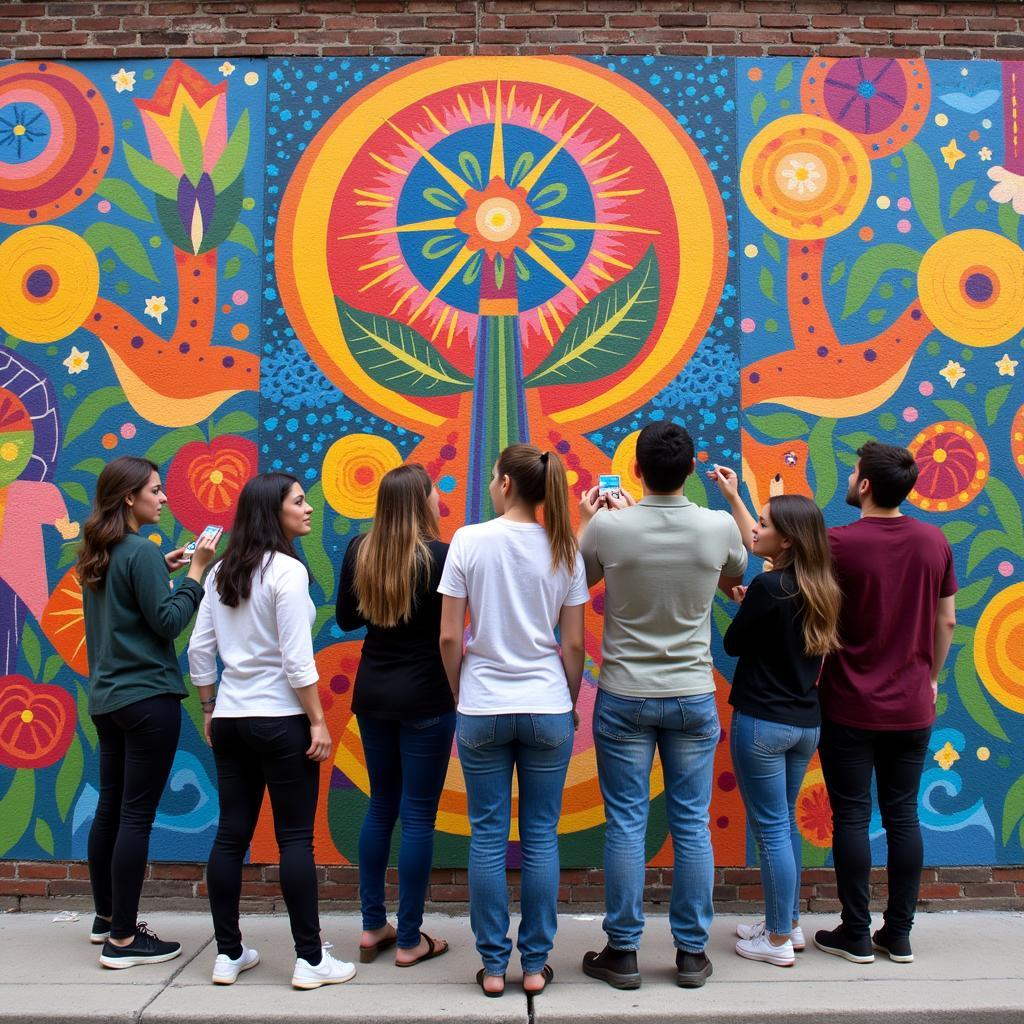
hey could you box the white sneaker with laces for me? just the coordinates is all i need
[735,919,805,951]
[212,945,260,985]
[291,943,356,990]
[735,931,795,968]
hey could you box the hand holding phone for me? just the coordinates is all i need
[182,524,222,563]
[598,474,622,502]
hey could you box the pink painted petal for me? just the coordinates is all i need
[202,94,229,172]
[140,111,184,178]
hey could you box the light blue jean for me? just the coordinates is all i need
[457,711,574,976]
[730,710,820,937]
[593,689,719,953]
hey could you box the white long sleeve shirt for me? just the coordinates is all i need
[187,553,318,717]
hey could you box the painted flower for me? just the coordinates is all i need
[987,166,1024,213]
[144,295,168,325]
[0,676,76,769]
[940,138,965,170]
[779,157,822,197]
[165,435,258,533]
[996,353,1018,377]
[907,420,989,513]
[939,360,966,388]
[62,346,89,375]
[111,67,136,93]
[796,769,833,848]
[54,515,80,541]
[979,147,993,162]
[40,568,89,677]
[933,741,960,771]
[218,61,236,77]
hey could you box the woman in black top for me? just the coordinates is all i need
[710,470,840,969]
[336,464,454,968]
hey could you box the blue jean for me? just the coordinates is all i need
[357,712,456,949]
[457,711,574,976]
[730,710,819,937]
[594,689,719,953]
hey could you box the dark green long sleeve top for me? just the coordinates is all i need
[83,532,204,716]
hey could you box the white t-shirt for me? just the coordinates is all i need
[187,553,318,717]
[437,518,590,715]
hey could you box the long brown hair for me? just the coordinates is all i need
[767,494,841,657]
[496,443,577,573]
[354,464,438,627]
[76,456,159,591]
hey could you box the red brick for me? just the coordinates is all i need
[864,15,914,27]
[918,882,962,898]
[962,882,1015,897]
[555,14,605,28]
[0,880,47,896]
[18,862,68,879]
[792,29,840,43]
[891,31,943,44]
[240,29,295,42]
[759,14,812,28]
[992,867,1024,882]
[0,863,15,878]
[937,867,992,882]
[151,863,204,880]
[46,880,93,896]
[429,885,469,901]
[943,31,997,45]
[683,29,739,42]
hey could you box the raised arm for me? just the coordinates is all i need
[708,465,757,551]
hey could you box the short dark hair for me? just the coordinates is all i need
[856,440,918,509]
[635,421,694,492]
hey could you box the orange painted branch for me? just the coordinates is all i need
[786,239,840,352]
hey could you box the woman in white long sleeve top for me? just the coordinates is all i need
[187,472,354,991]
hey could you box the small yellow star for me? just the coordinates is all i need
[939,359,966,388]
[933,741,960,771]
[111,67,135,93]
[940,138,965,170]
[996,353,1018,376]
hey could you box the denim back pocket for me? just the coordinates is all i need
[411,716,441,730]
[752,717,799,754]
[456,713,497,750]
[679,693,721,740]
[530,712,572,749]
[594,691,644,740]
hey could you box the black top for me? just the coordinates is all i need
[723,569,822,728]
[337,536,454,720]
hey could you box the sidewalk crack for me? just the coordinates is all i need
[136,933,214,1022]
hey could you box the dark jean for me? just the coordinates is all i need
[818,718,932,938]
[206,715,321,961]
[457,711,574,976]
[88,693,182,940]
[357,711,456,949]
[730,710,820,937]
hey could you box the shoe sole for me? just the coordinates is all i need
[213,952,261,985]
[735,946,794,968]
[813,938,874,964]
[736,930,805,952]
[100,948,182,969]
[90,934,110,945]
[872,941,913,963]
[676,961,713,988]
[581,963,641,990]
[291,970,356,990]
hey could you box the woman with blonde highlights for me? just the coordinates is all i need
[439,444,588,998]
[337,464,454,968]
[710,470,841,969]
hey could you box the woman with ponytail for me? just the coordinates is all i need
[709,468,841,969]
[439,445,588,997]
[336,464,454,969]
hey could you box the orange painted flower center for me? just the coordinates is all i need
[20,708,33,723]
[454,178,541,259]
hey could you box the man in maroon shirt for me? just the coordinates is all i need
[814,441,957,966]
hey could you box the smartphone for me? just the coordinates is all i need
[181,524,221,562]
[598,473,622,500]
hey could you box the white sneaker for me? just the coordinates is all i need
[736,919,805,951]
[212,946,260,985]
[291,944,356,990]
[735,932,795,968]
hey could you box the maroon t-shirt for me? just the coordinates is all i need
[820,515,957,731]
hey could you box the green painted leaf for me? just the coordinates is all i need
[903,142,945,241]
[96,177,154,222]
[837,450,857,467]
[195,173,245,255]
[751,90,767,125]
[955,575,992,610]
[56,735,84,822]
[336,297,474,396]
[83,222,159,281]
[838,431,874,450]
[211,411,258,438]
[34,817,54,855]
[77,683,97,750]
[494,253,505,290]
[509,151,533,188]
[1002,772,1024,846]
[841,244,922,319]
[224,255,242,280]
[211,108,249,193]
[458,151,483,189]
[73,457,106,475]
[867,308,887,325]
[932,398,976,429]
[313,605,335,642]
[941,520,976,545]
[178,106,204,186]
[57,543,79,569]
[967,528,1012,574]
[144,425,205,466]
[985,476,1024,544]
[63,387,127,447]
[758,265,776,303]
[61,481,90,506]
[227,221,258,254]
[524,246,660,388]
[298,482,335,599]
[122,142,179,200]
[829,259,846,285]
[762,232,781,263]
[948,178,976,218]
[712,600,733,640]
[423,187,459,211]
[808,418,837,508]
[0,771,34,855]
[998,202,1020,244]
[42,654,63,684]
[985,383,1013,426]
[774,61,793,92]
[21,622,41,679]
[954,642,1008,742]
[747,411,809,440]
[684,471,707,508]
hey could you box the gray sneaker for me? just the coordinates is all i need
[676,949,713,987]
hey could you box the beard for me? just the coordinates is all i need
[845,480,862,508]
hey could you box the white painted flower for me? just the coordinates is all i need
[996,353,1018,377]
[62,346,89,375]
[979,147,992,162]
[219,61,236,77]
[111,67,135,93]
[987,165,1024,214]
[779,157,821,197]
[144,295,168,325]
[939,359,966,389]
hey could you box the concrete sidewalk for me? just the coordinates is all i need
[3,910,1022,1023]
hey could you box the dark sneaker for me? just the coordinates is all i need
[89,916,111,945]
[99,922,182,969]
[582,944,641,990]
[813,925,874,964]
[675,949,713,988]
[872,927,914,963]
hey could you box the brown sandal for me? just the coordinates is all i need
[524,964,553,996]
[476,967,505,997]
[358,929,397,963]
[395,933,448,967]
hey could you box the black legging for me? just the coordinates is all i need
[206,715,321,962]
[88,693,182,939]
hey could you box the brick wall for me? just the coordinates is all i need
[1,1,1024,62]
[3,861,1023,914]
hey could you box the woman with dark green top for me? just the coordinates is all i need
[79,456,220,969]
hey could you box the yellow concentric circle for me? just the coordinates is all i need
[974,582,1024,715]
[917,230,1024,347]
[0,226,99,343]
[740,114,872,240]
[610,430,643,499]
[321,433,403,518]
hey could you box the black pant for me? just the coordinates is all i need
[207,715,321,961]
[88,694,182,939]
[818,719,932,938]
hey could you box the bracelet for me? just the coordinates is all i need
[199,696,216,710]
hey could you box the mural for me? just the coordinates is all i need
[0,55,1021,873]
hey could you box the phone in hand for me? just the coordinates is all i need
[598,474,622,502]
[181,524,221,562]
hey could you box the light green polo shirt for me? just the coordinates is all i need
[580,495,747,698]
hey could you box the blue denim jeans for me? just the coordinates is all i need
[730,710,820,937]
[357,712,456,949]
[457,711,574,976]
[594,689,719,953]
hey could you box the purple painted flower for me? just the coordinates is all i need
[177,172,217,254]
[823,58,907,135]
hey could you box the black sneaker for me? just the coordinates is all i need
[582,944,641,989]
[872,926,914,963]
[99,922,182,969]
[89,916,111,945]
[813,925,875,964]
[675,949,713,988]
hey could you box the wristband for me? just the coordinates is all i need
[200,696,216,711]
